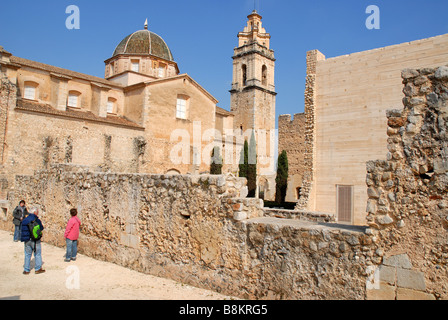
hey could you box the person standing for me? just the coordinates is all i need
[64,208,81,262]
[21,207,45,275]
[12,200,28,242]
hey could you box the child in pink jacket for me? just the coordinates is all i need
[64,208,81,262]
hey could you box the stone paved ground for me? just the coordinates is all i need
[0,230,237,300]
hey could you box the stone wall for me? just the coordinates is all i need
[278,113,306,202]
[0,75,16,198]
[1,163,378,300]
[365,66,448,299]
[295,50,325,210]
[308,33,448,225]
[4,65,448,301]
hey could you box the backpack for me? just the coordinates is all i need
[28,217,42,241]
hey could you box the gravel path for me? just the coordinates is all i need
[0,230,237,300]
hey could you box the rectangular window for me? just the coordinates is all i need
[107,98,117,114]
[176,98,187,119]
[131,61,140,72]
[158,67,165,78]
[337,185,354,224]
[24,86,36,100]
[67,94,79,108]
[107,101,114,114]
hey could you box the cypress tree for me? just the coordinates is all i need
[210,146,223,175]
[275,150,289,204]
[239,140,249,178]
[247,131,257,198]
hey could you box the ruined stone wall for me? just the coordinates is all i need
[1,164,378,300]
[366,66,448,299]
[309,33,448,225]
[6,67,448,302]
[296,50,325,210]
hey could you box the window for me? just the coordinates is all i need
[262,65,268,86]
[107,98,116,114]
[158,66,165,78]
[176,97,188,119]
[23,85,36,100]
[131,60,140,72]
[296,187,302,200]
[242,64,247,86]
[23,82,38,100]
[67,91,81,108]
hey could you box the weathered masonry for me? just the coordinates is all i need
[1,66,447,299]
[291,33,448,225]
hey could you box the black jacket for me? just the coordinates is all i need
[12,206,28,226]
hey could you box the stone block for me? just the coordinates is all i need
[240,186,248,198]
[383,254,412,269]
[402,68,420,80]
[396,288,435,300]
[128,234,140,249]
[379,265,396,285]
[120,233,130,247]
[435,66,448,80]
[397,269,426,291]
[366,282,396,300]
[126,223,137,235]
[233,211,247,221]
[232,203,243,211]
[367,187,380,199]
[376,214,394,226]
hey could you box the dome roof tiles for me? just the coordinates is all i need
[113,30,174,62]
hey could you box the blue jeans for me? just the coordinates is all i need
[14,224,21,241]
[24,240,42,272]
[65,239,78,260]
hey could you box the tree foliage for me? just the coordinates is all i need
[275,150,289,204]
[239,131,257,198]
[210,146,223,175]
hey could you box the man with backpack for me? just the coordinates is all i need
[12,200,28,242]
[21,207,45,275]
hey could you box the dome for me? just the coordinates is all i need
[112,29,174,62]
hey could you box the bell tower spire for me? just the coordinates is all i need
[230,11,277,194]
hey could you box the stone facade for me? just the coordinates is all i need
[2,66,447,301]
[278,113,305,202]
[365,66,448,299]
[230,10,277,200]
[295,50,325,210]
[0,24,246,198]
[0,163,378,300]
[290,33,448,225]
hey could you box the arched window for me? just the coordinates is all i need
[166,169,181,175]
[67,91,81,108]
[23,82,38,100]
[242,64,247,86]
[262,65,268,86]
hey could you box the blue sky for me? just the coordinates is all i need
[1,0,447,120]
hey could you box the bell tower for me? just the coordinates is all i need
[230,10,277,190]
